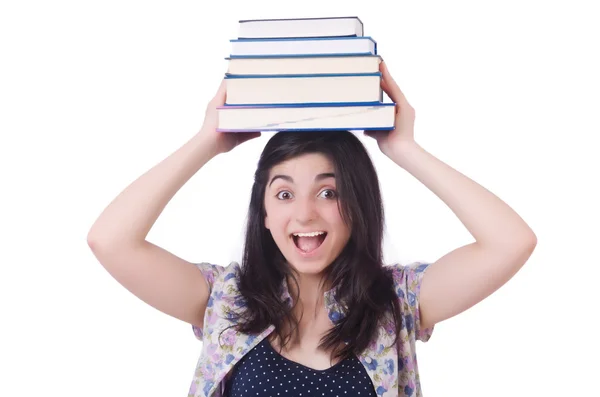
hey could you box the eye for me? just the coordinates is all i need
[276,190,293,200]
[319,189,337,199]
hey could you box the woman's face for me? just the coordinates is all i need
[264,152,351,275]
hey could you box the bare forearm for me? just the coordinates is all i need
[87,133,218,248]
[390,142,536,251]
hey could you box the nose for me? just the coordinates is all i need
[294,195,318,224]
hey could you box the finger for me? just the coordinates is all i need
[380,74,403,110]
[211,78,227,105]
[364,130,389,140]
[235,131,261,144]
[380,77,395,102]
[380,61,409,106]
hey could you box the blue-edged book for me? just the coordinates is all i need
[237,16,364,39]
[224,72,383,105]
[216,101,395,132]
[230,36,377,57]
[226,54,382,75]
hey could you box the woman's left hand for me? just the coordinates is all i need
[364,61,417,159]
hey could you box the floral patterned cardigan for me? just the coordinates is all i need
[187,261,434,397]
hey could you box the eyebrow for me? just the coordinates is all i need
[268,172,335,187]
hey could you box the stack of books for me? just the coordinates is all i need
[216,17,396,132]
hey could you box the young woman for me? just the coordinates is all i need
[87,62,537,397]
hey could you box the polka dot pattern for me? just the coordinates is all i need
[225,338,377,397]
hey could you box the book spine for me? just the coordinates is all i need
[230,36,376,43]
[218,101,390,109]
[224,72,382,79]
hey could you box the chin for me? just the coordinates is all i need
[287,260,331,276]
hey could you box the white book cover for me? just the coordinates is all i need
[217,103,395,132]
[237,16,364,39]
[226,55,381,75]
[230,36,377,57]
[224,73,383,105]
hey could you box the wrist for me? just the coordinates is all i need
[389,140,423,168]
[190,130,220,160]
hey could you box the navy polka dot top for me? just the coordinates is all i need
[225,338,377,397]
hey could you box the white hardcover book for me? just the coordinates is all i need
[226,55,381,75]
[230,37,376,57]
[237,16,364,39]
[217,103,395,132]
[224,73,382,105]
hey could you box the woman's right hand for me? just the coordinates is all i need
[197,78,261,155]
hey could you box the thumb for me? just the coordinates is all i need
[211,79,227,106]
[364,130,387,141]
[235,132,262,145]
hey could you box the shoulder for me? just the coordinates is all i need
[193,261,241,291]
[191,261,243,341]
[387,261,431,297]
[386,261,434,342]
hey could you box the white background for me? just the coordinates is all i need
[1,0,598,396]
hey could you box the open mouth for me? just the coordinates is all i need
[292,232,327,254]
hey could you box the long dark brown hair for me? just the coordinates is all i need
[231,130,402,362]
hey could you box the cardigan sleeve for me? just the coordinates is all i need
[391,261,434,342]
[191,261,228,341]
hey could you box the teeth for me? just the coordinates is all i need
[293,231,325,237]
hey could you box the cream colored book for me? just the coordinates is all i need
[217,102,395,132]
[226,55,381,75]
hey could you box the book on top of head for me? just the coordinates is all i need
[223,72,383,105]
[216,102,395,132]
[229,36,377,57]
[215,15,395,133]
[237,16,364,39]
[225,54,382,75]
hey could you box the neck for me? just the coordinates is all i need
[287,272,330,320]
[274,272,331,349]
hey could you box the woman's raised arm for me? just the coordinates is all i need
[87,80,260,328]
